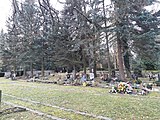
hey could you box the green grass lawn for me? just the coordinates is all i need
[0,103,51,120]
[0,78,160,120]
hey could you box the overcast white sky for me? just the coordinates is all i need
[0,0,159,32]
[0,0,63,32]
[0,0,11,31]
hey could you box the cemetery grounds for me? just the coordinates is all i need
[0,77,160,120]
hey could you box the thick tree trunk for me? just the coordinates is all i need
[23,65,26,77]
[106,35,112,78]
[102,0,111,78]
[124,51,132,78]
[93,48,97,78]
[117,39,126,81]
[123,36,132,79]
[89,57,92,73]
[82,49,86,74]
[73,65,76,80]
[13,63,16,74]
[41,57,45,77]
[30,62,33,78]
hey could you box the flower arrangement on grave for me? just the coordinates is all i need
[83,82,87,86]
[117,82,126,93]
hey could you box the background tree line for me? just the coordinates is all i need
[0,0,159,80]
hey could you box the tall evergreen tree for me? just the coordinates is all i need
[110,0,160,80]
[4,0,22,73]
[17,0,42,77]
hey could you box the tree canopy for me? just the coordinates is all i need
[0,0,159,79]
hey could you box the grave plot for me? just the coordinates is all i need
[3,96,110,120]
[0,103,52,120]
